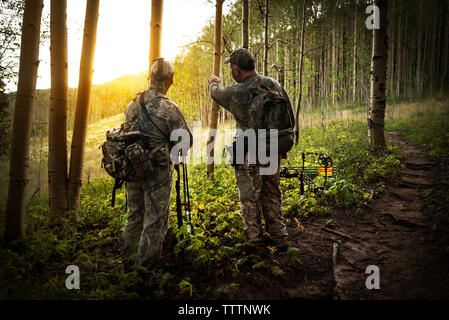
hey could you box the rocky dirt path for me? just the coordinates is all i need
[279,131,449,300]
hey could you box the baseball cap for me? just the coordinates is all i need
[223,48,255,70]
[150,57,174,83]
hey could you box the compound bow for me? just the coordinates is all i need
[280,152,335,194]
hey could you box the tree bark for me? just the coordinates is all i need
[242,0,249,49]
[387,0,395,96]
[206,0,223,177]
[4,0,44,243]
[149,0,163,79]
[368,0,388,146]
[263,0,269,76]
[294,0,306,145]
[394,0,401,97]
[331,6,336,107]
[441,2,449,95]
[49,0,69,219]
[415,0,422,97]
[352,4,357,102]
[68,0,100,213]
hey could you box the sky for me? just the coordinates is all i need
[36,0,233,89]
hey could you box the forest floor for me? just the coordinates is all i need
[230,131,449,300]
[1,107,449,300]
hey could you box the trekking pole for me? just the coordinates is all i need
[175,163,183,229]
[300,152,305,194]
[181,155,194,235]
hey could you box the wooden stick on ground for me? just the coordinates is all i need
[332,242,338,267]
[332,242,340,299]
[322,226,361,243]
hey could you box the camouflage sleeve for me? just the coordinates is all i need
[123,99,137,123]
[208,80,237,114]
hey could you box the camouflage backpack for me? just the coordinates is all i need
[246,82,295,155]
[100,124,153,181]
[100,93,168,205]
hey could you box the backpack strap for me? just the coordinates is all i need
[138,92,170,141]
[138,93,172,167]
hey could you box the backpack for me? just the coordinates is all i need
[100,93,170,206]
[246,82,295,155]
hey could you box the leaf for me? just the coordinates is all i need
[287,246,300,257]
[271,266,284,277]
[252,261,265,270]
[292,257,304,270]
[218,246,234,256]
[178,279,193,297]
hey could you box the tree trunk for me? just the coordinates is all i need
[352,4,357,102]
[331,6,336,107]
[242,0,249,49]
[284,43,289,90]
[387,0,395,97]
[48,0,69,219]
[441,3,449,95]
[294,0,306,145]
[149,0,163,78]
[68,0,100,213]
[394,1,401,97]
[368,0,388,146]
[263,0,269,76]
[4,0,44,243]
[415,1,422,97]
[206,0,223,177]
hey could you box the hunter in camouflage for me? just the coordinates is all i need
[208,48,292,251]
[122,58,193,268]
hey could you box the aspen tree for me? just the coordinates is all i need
[4,0,44,242]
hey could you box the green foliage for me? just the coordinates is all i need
[0,0,25,90]
[281,120,402,216]
[0,117,408,299]
[386,111,449,164]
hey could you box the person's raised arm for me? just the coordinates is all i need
[208,74,233,112]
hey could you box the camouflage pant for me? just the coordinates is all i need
[122,166,173,268]
[234,157,288,245]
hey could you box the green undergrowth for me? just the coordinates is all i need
[385,110,449,164]
[0,119,404,299]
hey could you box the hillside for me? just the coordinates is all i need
[6,71,149,137]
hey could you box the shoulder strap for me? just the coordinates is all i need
[240,81,250,88]
[138,93,170,141]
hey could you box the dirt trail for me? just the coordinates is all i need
[276,131,449,300]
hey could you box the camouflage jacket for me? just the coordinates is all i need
[208,74,292,133]
[124,88,193,155]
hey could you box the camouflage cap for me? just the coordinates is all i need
[150,57,175,83]
[223,48,255,70]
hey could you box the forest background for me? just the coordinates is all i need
[1,0,447,204]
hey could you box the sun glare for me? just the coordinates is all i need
[37,0,218,89]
